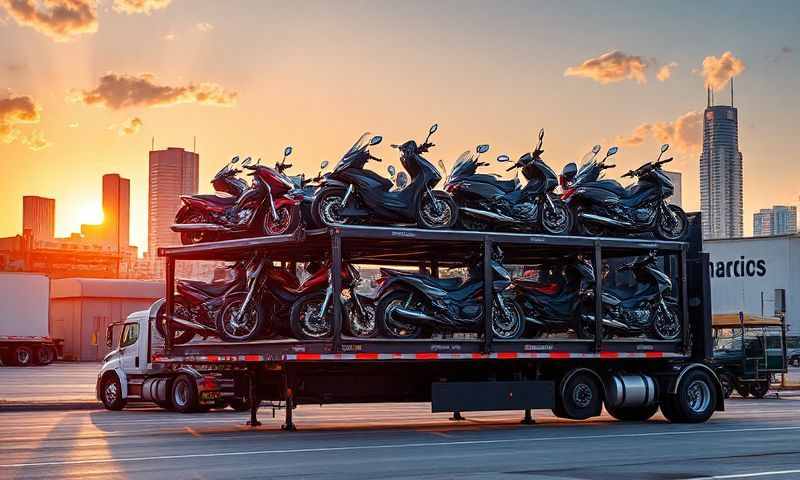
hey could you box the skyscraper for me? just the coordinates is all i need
[22,196,55,242]
[663,170,682,208]
[699,86,743,239]
[102,174,130,251]
[751,206,796,237]
[753,209,772,236]
[148,147,199,254]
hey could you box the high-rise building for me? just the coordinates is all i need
[752,206,796,237]
[753,209,772,236]
[22,196,55,242]
[102,174,130,251]
[699,86,743,239]
[663,170,682,208]
[148,147,199,254]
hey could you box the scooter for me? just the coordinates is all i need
[373,248,524,339]
[561,144,688,240]
[312,125,458,229]
[445,128,573,234]
[171,147,304,244]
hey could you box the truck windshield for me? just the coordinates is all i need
[120,323,139,348]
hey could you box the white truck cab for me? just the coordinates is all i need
[96,300,248,412]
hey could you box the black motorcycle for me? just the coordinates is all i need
[312,125,458,229]
[374,249,524,339]
[561,144,688,240]
[445,128,573,234]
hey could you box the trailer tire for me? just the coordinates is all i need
[606,403,659,422]
[554,370,603,420]
[661,369,717,423]
[34,346,55,365]
[171,374,200,413]
[12,346,34,366]
[100,373,126,411]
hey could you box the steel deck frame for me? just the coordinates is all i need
[157,225,692,361]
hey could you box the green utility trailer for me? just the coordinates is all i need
[712,313,787,399]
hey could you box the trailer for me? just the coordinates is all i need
[97,214,722,428]
[0,272,63,366]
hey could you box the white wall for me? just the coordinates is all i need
[706,236,797,335]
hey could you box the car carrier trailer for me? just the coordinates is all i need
[97,214,722,429]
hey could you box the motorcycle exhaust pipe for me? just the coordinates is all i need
[581,314,632,331]
[171,223,229,232]
[578,212,634,228]
[169,315,216,333]
[390,306,440,326]
[461,207,521,224]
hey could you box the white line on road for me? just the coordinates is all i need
[682,469,800,479]
[4,424,800,469]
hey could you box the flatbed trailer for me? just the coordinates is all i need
[97,214,722,428]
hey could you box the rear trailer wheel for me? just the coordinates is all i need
[100,374,126,411]
[34,346,55,365]
[376,290,424,339]
[554,371,603,420]
[12,346,34,366]
[417,192,457,229]
[661,369,717,423]
[606,403,659,422]
[171,375,200,413]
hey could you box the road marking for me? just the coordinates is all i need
[3,425,800,468]
[682,469,800,479]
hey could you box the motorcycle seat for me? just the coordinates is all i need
[514,278,561,295]
[188,194,238,206]
[591,180,644,200]
[468,174,518,193]
[177,278,237,297]
[361,169,395,190]
[380,268,466,291]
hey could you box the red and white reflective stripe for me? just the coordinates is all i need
[283,351,680,361]
[152,354,266,363]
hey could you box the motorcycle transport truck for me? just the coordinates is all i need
[97,215,721,429]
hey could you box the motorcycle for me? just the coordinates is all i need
[373,248,524,339]
[561,144,688,240]
[290,160,329,229]
[171,146,304,244]
[445,128,573,234]
[155,255,267,343]
[312,125,458,229]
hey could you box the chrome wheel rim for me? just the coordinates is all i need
[492,299,522,339]
[686,379,711,414]
[420,197,453,227]
[543,203,569,233]
[653,304,680,340]
[265,207,291,235]
[221,301,258,340]
[573,383,592,408]
[349,304,376,337]
[174,382,189,407]
[320,195,346,225]
[104,382,118,404]
[299,300,331,338]
[660,209,685,240]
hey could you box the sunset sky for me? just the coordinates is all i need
[1,0,798,253]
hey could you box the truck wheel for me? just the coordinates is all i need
[34,346,55,365]
[171,375,200,413]
[661,369,717,423]
[100,374,127,411]
[606,403,659,422]
[12,346,34,366]
[554,370,603,420]
[750,380,769,399]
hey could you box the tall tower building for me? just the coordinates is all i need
[102,174,130,251]
[22,195,55,241]
[699,85,743,239]
[148,147,199,254]
[753,209,772,236]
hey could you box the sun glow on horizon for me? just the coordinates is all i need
[77,203,104,226]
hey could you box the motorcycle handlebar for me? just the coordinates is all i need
[506,164,518,172]
[368,154,382,162]
[243,165,258,170]
[603,164,616,169]
[658,157,673,165]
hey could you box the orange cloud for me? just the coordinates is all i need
[0,95,40,143]
[701,51,745,91]
[70,73,238,109]
[0,0,97,41]
[616,111,703,153]
[117,117,143,136]
[22,130,51,150]
[196,22,213,32]
[564,50,650,85]
[112,0,171,14]
[656,62,678,82]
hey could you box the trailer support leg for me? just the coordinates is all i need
[282,388,296,431]
[246,372,261,427]
[450,411,465,421]
[521,408,535,425]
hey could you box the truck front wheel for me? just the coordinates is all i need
[171,375,200,413]
[100,374,127,411]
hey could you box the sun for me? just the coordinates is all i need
[78,203,104,225]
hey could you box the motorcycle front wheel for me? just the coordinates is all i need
[376,290,424,339]
[312,188,351,227]
[541,198,574,235]
[216,293,265,342]
[289,292,334,340]
[345,300,378,338]
[492,297,525,339]
[652,302,681,340]
[656,204,689,241]
[417,191,457,229]
[263,204,301,236]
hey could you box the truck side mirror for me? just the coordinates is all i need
[105,325,114,349]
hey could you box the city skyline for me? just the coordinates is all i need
[1,1,799,251]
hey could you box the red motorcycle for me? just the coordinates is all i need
[171,146,304,244]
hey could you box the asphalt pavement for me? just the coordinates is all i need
[2,398,800,479]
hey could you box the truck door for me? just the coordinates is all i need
[118,322,142,373]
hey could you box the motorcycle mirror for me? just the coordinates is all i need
[283,146,293,158]
[661,144,669,153]
[241,158,252,166]
[256,157,262,165]
[429,124,438,135]
[592,144,601,155]
[496,154,511,163]
[387,165,396,177]
[396,171,409,189]
[476,144,490,154]
[320,160,329,170]
[538,128,544,141]
[231,156,240,164]
[606,146,619,158]
[369,135,383,146]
